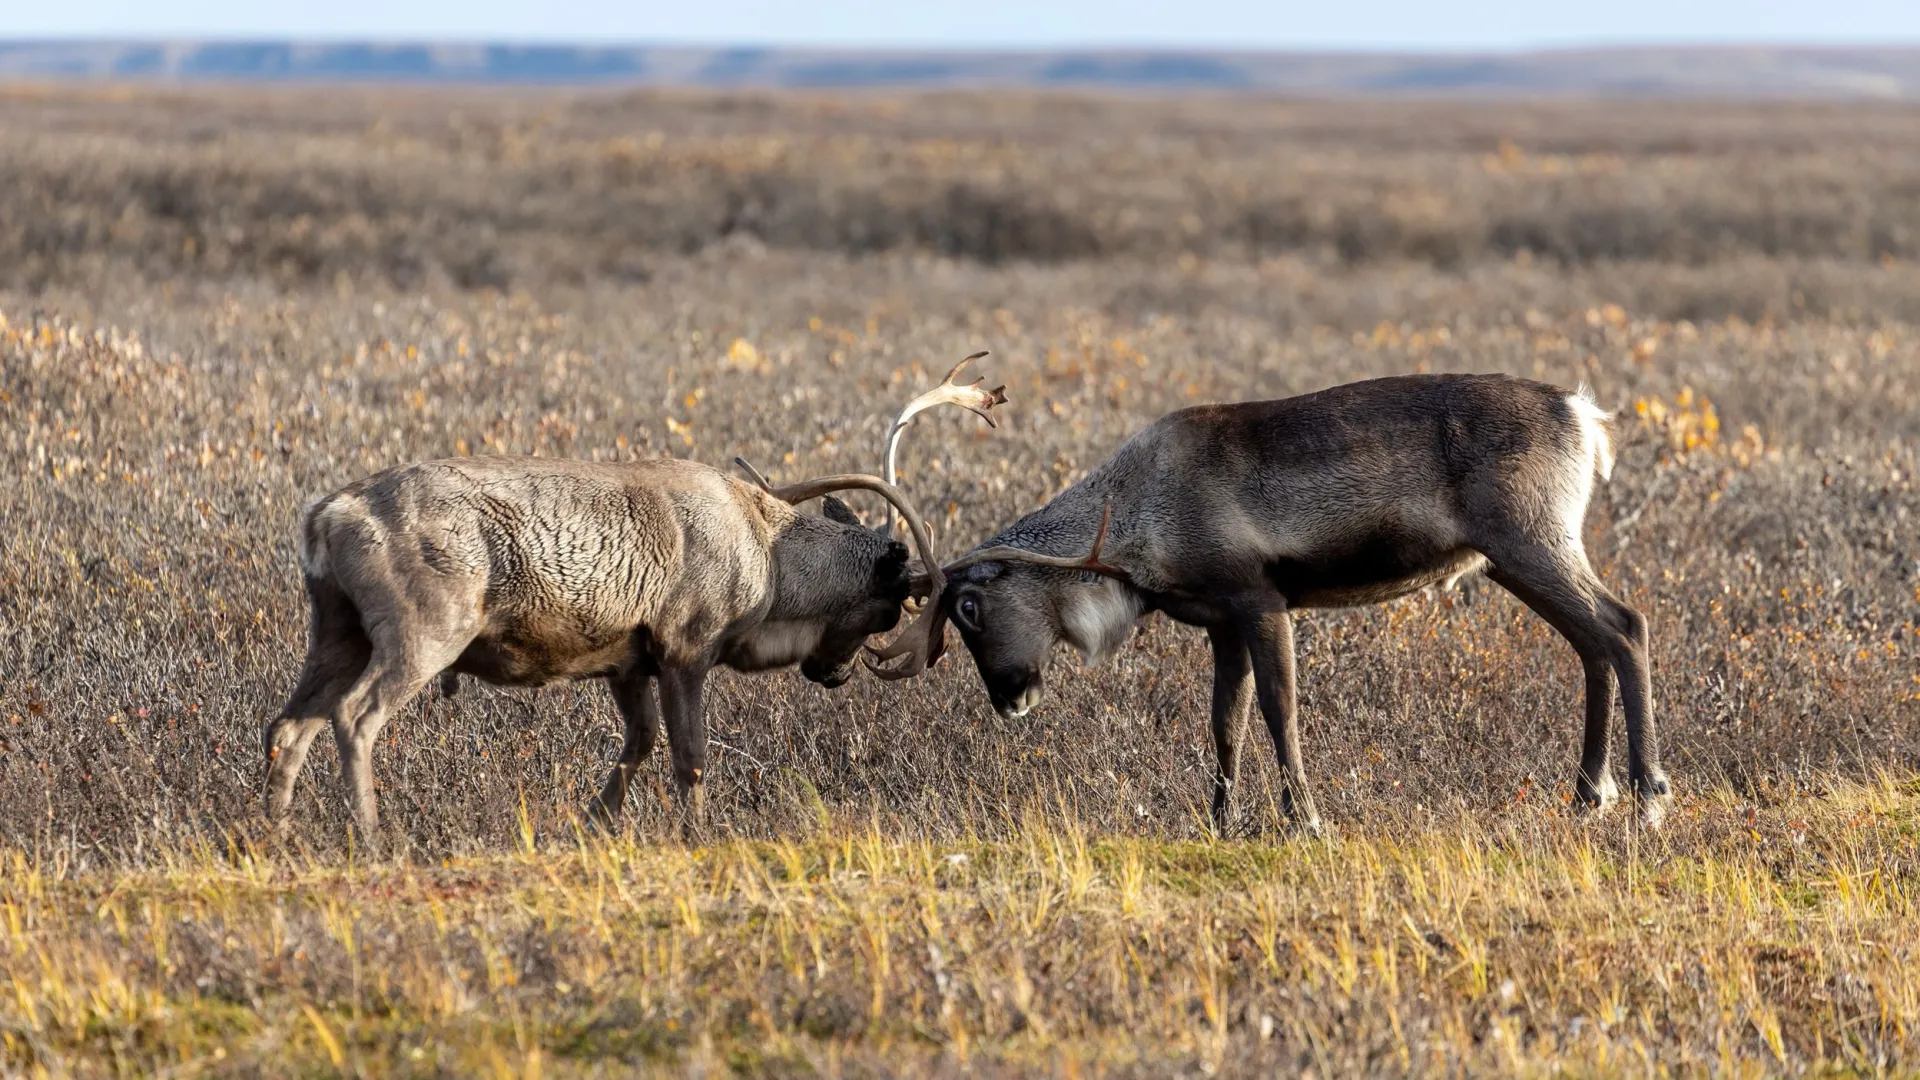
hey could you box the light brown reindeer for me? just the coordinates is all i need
[265,356,1001,851]
[894,374,1672,833]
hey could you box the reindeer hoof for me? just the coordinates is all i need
[583,802,620,834]
[1634,776,1673,830]
[1574,774,1621,818]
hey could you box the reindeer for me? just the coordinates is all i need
[897,373,1672,833]
[265,356,1001,850]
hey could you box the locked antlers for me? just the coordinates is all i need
[880,351,1007,538]
[735,351,1014,682]
[735,461,953,681]
[869,502,1131,681]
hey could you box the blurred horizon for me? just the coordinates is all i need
[5,0,1919,51]
[9,0,1917,94]
[7,40,1920,97]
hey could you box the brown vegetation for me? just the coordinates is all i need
[0,86,1916,1074]
[7,86,1920,316]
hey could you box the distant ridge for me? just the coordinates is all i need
[3,41,1920,97]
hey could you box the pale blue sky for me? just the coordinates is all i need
[7,0,1917,50]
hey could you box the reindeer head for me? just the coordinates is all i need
[934,503,1134,718]
[738,351,1013,690]
[732,461,951,690]
[796,494,914,688]
[941,560,1054,717]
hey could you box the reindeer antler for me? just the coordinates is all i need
[738,467,952,681]
[730,352,1007,683]
[942,502,1132,583]
[880,351,1007,537]
[733,456,775,493]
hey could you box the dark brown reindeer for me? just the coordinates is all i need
[265,357,1000,851]
[903,373,1672,833]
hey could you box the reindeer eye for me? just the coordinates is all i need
[956,595,981,630]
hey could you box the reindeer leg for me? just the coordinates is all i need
[328,641,436,859]
[591,672,661,828]
[657,664,711,840]
[265,585,371,830]
[1240,605,1321,837]
[1205,624,1254,836]
[1573,654,1621,813]
[1600,590,1669,825]
[263,713,334,826]
[265,666,361,829]
[1483,538,1668,827]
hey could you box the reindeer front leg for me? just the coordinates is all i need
[656,663,711,838]
[1205,624,1254,835]
[591,671,661,828]
[1239,604,1322,837]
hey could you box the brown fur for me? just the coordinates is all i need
[943,373,1671,833]
[266,456,910,850]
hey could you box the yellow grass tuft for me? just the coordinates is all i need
[2,778,1916,1075]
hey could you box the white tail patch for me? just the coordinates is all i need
[1568,386,1615,483]
[297,494,369,579]
[296,496,332,577]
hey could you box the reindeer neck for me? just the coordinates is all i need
[981,473,1132,558]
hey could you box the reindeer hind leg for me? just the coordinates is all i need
[1480,536,1661,822]
[327,632,442,857]
[1597,588,1669,825]
[265,579,370,827]
[321,571,480,856]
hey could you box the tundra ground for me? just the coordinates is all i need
[0,87,1916,1075]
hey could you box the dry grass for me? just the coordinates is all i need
[8,86,1920,320]
[0,86,1917,1075]
[4,780,1917,1075]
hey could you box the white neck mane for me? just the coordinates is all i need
[1058,579,1144,664]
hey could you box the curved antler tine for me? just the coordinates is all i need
[942,500,1132,583]
[733,456,775,493]
[940,350,990,387]
[864,603,949,680]
[881,351,1006,535]
[1082,502,1124,574]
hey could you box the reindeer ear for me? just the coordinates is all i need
[904,558,934,599]
[872,541,911,601]
[821,495,860,527]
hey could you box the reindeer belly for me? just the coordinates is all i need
[451,611,648,686]
[1269,539,1487,609]
[451,523,667,684]
[456,564,656,686]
